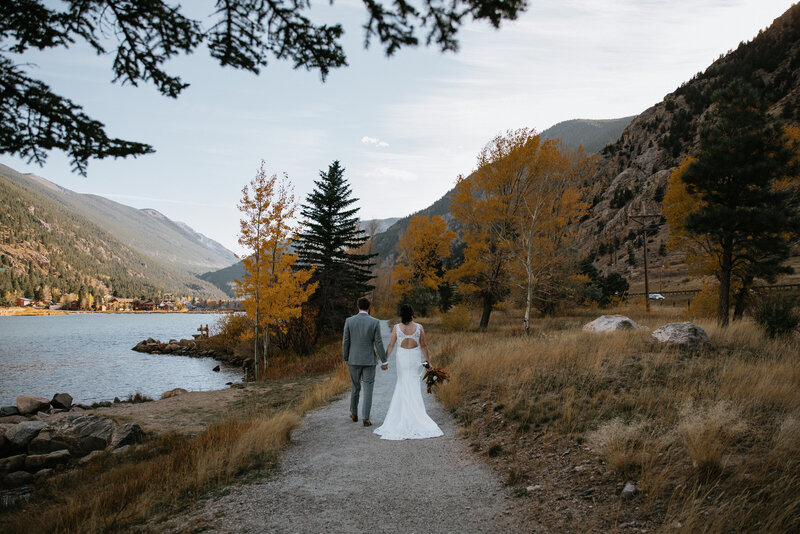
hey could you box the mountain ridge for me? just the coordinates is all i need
[0,168,228,300]
[0,164,238,276]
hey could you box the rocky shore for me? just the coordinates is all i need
[132,337,251,373]
[0,394,145,495]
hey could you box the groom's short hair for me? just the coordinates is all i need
[357,297,370,311]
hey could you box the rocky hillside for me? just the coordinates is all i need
[0,164,237,276]
[0,168,229,301]
[576,4,800,281]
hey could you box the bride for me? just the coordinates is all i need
[374,304,443,440]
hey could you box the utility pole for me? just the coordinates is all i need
[629,210,661,312]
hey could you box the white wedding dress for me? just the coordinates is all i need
[374,323,443,440]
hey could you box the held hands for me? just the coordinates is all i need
[381,363,389,371]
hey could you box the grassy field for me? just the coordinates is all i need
[426,304,800,533]
[0,345,351,533]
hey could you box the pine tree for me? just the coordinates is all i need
[678,80,800,326]
[296,161,376,332]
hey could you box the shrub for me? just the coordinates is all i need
[686,281,718,319]
[588,417,653,475]
[678,400,747,472]
[752,294,800,338]
[441,304,471,332]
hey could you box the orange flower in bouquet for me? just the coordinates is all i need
[422,362,450,394]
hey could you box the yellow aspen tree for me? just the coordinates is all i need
[392,215,456,312]
[449,128,591,330]
[448,128,539,329]
[512,142,591,330]
[236,162,317,379]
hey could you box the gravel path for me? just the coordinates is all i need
[174,321,531,533]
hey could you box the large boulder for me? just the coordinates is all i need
[651,322,710,351]
[51,393,73,410]
[16,396,51,415]
[583,315,644,333]
[46,414,120,457]
[161,388,188,399]
[110,423,145,449]
[5,421,48,449]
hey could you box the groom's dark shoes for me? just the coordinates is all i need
[350,413,358,422]
[363,419,372,427]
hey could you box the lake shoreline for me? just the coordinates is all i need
[0,307,241,317]
[0,313,242,405]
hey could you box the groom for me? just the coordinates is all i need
[342,297,387,427]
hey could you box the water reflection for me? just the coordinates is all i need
[0,314,243,405]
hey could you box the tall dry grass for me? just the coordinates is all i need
[0,362,351,534]
[428,308,800,533]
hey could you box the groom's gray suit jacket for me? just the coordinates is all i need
[343,312,387,366]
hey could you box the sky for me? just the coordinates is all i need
[2,0,795,258]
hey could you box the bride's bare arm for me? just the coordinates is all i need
[385,329,397,361]
[419,325,431,363]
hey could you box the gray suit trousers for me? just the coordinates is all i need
[348,364,376,420]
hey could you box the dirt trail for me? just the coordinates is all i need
[166,320,533,533]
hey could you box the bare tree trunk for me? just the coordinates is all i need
[253,310,259,381]
[523,247,534,335]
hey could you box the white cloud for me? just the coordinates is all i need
[361,136,389,148]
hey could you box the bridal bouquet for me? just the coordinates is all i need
[422,364,450,394]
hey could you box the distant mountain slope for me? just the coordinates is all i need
[0,164,237,275]
[0,172,227,299]
[541,117,635,153]
[200,218,401,297]
[198,261,244,297]
[371,116,633,259]
[574,3,800,271]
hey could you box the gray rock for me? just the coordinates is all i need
[110,423,145,449]
[3,470,33,487]
[29,430,62,454]
[583,315,645,333]
[0,406,19,417]
[0,415,26,424]
[651,322,710,351]
[621,481,638,499]
[78,449,105,465]
[5,421,47,449]
[0,454,26,475]
[16,396,51,415]
[46,414,119,457]
[24,453,49,471]
[45,449,71,467]
[51,393,73,410]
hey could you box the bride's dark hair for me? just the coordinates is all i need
[400,304,414,324]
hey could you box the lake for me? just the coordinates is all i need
[0,313,243,405]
